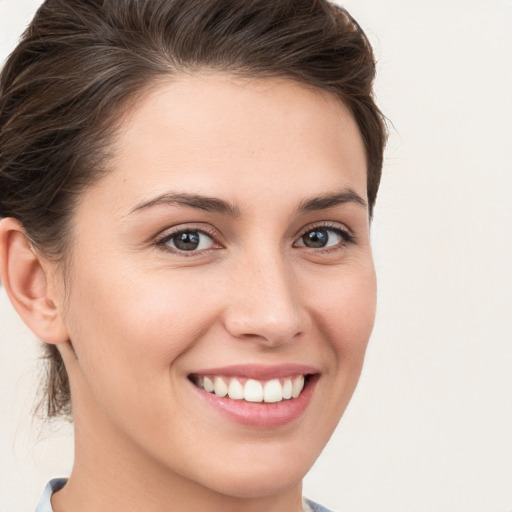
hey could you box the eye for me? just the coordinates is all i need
[158,229,216,253]
[295,226,353,249]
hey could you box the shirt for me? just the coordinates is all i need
[35,478,335,512]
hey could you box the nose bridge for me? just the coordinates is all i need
[224,245,308,345]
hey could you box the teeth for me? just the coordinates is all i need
[228,378,244,400]
[203,376,214,393]
[213,376,228,397]
[282,378,293,399]
[196,375,308,403]
[263,379,283,403]
[291,375,305,398]
[244,379,263,402]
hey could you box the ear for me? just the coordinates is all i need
[0,217,69,344]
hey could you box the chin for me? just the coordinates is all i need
[202,463,306,500]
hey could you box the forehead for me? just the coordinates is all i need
[85,72,367,215]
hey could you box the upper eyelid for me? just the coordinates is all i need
[154,226,221,257]
[156,224,219,242]
[295,221,353,238]
[294,223,357,249]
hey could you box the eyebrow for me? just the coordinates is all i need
[296,188,367,213]
[129,187,367,217]
[129,192,241,217]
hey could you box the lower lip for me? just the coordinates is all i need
[191,375,318,428]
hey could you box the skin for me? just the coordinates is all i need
[0,73,376,512]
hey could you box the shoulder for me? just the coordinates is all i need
[304,497,337,512]
[35,478,67,512]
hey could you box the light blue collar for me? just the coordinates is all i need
[35,478,67,512]
[35,478,334,512]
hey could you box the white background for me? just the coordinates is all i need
[1,1,511,511]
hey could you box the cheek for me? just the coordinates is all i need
[63,264,219,398]
[310,261,377,355]
[61,267,224,452]
[310,262,376,420]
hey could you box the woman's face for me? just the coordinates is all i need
[57,73,376,498]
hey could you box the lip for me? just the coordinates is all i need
[191,363,318,380]
[188,365,319,428]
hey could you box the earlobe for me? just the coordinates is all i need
[0,217,69,345]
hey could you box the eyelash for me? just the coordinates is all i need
[155,222,355,256]
[155,226,220,257]
[295,223,356,252]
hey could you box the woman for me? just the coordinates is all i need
[0,0,386,510]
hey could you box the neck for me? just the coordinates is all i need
[51,400,304,512]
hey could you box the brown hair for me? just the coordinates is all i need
[0,0,387,419]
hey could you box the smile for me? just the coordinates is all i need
[188,365,319,427]
[190,375,307,403]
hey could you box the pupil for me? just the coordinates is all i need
[174,232,200,250]
[304,229,328,248]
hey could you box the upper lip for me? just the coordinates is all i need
[189,364,318,380]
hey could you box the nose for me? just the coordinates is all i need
[222,251,310,347]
